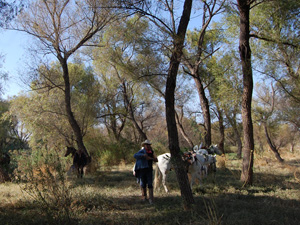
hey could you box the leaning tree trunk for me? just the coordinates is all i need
[175,110,194,148]
[264,123,284,162]
[165,0,194,209]
[237,0,254,186]
[60,57,89,158]
[194,77,212,147]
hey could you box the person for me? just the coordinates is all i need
[133,139,158,204]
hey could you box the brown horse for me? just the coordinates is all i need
[65,147,91,178]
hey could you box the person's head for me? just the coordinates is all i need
[141,140,152,149]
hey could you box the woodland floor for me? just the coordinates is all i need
[0,151,300,225]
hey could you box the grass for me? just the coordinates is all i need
[1,150,300,225]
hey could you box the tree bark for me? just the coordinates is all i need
[237,0,254,185]
[60,57,89,157]
[216,108,225,154]
[194,77,212,147]
[226,112,242,159]
[235,127,243,159]
[175,110,194,148]
[165,0,194,209]
[263,123,284,162]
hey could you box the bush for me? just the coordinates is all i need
[13,147,81,224]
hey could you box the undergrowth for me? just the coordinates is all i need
[0,151,299,225]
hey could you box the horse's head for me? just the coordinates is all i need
[209,144,222,155]
[65,146,77,157]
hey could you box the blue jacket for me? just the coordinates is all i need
[134,148,150,170]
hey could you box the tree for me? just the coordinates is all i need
[235,0,255,185]
[0,0,24,27]
[8,63,100,150]
[119,0,195,208]
[12,0,117,157]
[224,0,300,184]
[250,0,300,128]
[208,49,243,157]
[253,83,284,162]
[164,0,194,208]
[91,16,162,143]
[182,0,225,147]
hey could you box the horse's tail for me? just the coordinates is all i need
[154,164,162,191]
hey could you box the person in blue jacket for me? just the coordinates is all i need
[134,139,158,204]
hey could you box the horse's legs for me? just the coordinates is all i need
[161,172,169,193]
[204,165,208,177]
[80,167,84,178]
[190,163,203,187]
[77,167,80,178]
[154,166,162,191]
[190,174,194,188]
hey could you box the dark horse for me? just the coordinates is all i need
[65,147,91,178]
[0,153,10,166]
[0,153,11,182]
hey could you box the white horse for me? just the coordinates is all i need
[154,152,194,193]
[195,153,216,176]
[193,144,221,176]
[153,153,171,193]
[154,146,220,192]
[194,144,222,155]
[189,153,217,187]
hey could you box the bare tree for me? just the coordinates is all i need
[11,0,117,156]
[253,83,284,162]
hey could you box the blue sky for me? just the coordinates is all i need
[0,29,29,99]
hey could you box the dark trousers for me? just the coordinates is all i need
[137,168,153,189]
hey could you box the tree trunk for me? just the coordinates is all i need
[264,123,284,162]
[237,0,254,185]
[217,108,225,154]
[225,112,242,158]
[0,167,10,183]
[194,77,211,147]
[122,80,147,142]
[165,0,194,209]
[175,110,194,148]
[235,127,243,159]
[60,57,89,157]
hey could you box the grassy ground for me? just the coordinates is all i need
[0,151,300,225]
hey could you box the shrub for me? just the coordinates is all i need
[13,147,81,224]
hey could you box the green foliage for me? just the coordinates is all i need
[97,138,138,166]
[0,99,28,153]
[91,16,165,142]
[8,62,101,150]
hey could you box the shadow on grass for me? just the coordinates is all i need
[1,164,300,225]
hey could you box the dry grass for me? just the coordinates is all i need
[1,150,300,225]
